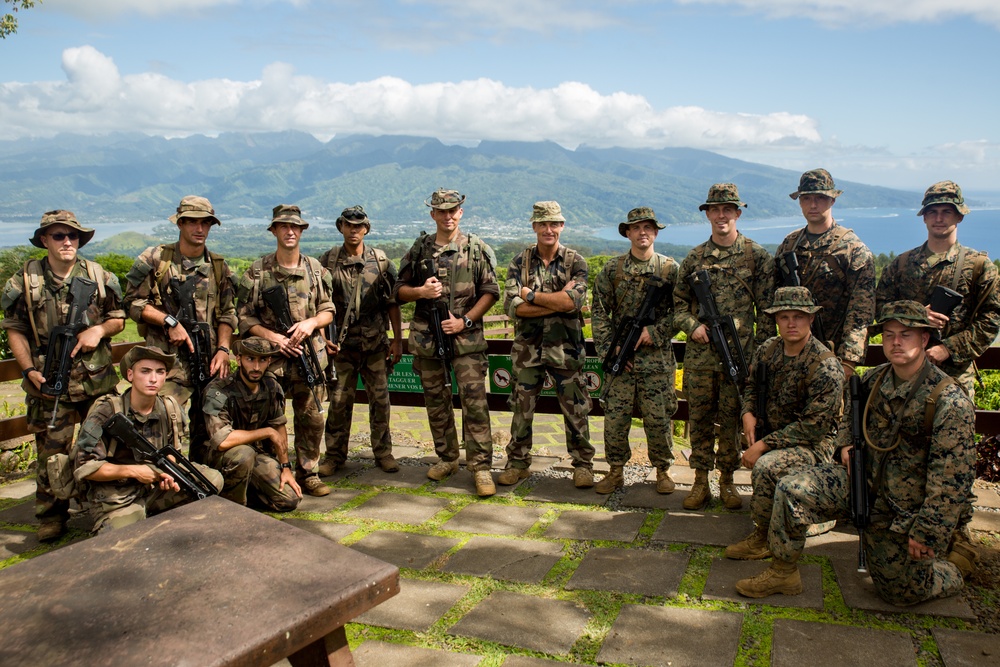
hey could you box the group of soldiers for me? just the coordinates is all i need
[2,171,996,608]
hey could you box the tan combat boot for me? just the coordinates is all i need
[573,467,595,489]
[735,560,803,598]
[497,467,530,485]
[317,457,338,477]
[725,525,772,560]
[948,533,980,579]
[656,469,675,494]
[719,470,743,510]
[376,455,400,473]
[427,459,459,481]
[474,470,496,497]
[595,465,624,494]
[683,469,711,510]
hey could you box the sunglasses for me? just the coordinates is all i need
[342,210,367,222]
[47,232,80,242]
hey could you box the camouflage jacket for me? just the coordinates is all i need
[317,244,397,353]
[838,361,975,556]
[742,335,842,460]
[203,372,287,455]
[123,243,238,386]
[504,244,588,371]
[593,252,679,375]
[74,390,186,482]
[236,253,334,379]
[394,231,500,358]
[774,224,875,365]
[1,257,125,401]
[875,242,1000,390]
[674,234,775,372]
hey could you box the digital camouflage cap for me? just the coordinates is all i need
[336,205,370,231]
[764,286,822,315]
[530,201,566,224]
[169,195,220,226]
[425,189,466,210]
[789,168,843,200]
[234,336,281,357]
[917,180,970,217]
[119,345,176,379]
[699,183,748,212]
[30,209,95,249]
[868,300,938,335]
[618,206,665,237]
[269,204,309,230]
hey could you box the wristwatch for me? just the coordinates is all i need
[163,314,179,329]
[526,290,536,303]
[463,316,474,330]
[21,366,36,381]
[279,462,292,471]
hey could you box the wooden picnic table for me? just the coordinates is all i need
[0,496,398,666]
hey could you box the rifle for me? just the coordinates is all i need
[779,251,828,344]
[686,269,749,384]
[600,275,670,403]
[848,374,870,573]
[261,285,326,411]
[754,361,770,441]
[169,277,213,462]
[103,412,218,500]
[324,320,339,385]
[41,277,98,429]
[420,259,454,389]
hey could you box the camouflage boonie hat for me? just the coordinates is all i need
[30,210,95,249]
[764,286,822,315]
[269,204,309,230]
[699,183,748,211]
[917,180,970,217]
[530,201,566,224]
[618,206,665,237]
[234,336,281,358]
[119,345,176,379]
[336,205,371,231]
[868,300,938,336]
[789,169,843,200]
[424,189,466,210]
[168,195,220,226]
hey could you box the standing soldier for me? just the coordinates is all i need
[236,204,334,497]
[593,207,680,494]
[395,189,500,497]
[317,205,403,476]
[498,201,594,488]
[124,195,237,463]
[674,184,775,510]
[1,210,125,541]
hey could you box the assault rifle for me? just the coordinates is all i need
[848,374,870,573]
[686,269,748,384]
[104,412,218,500]
[169,277,213,462]
[778,251,828,344]
[420,259,455,389]
[41,277,98,429]
[324,319,339,385]
[754,361,770,441]
[261,285,326,411]
[600,275,671,403]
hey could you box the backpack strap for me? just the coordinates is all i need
[161,395,184,452]
[520,245,535,288]
[83,260,107,301]
[923,376,956,434]
[22,259,43,348]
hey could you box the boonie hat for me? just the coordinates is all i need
[336,205,371,231]
[234,336,282,357]
[269,204,309,230]
[530,201,566,224]
[699,183,748,212]
[789,169,843,200]
[917,180,970,217]
[119,345,176,379]
[764,286,822,315]
[168,195,220,226]
[868,300,938,336]
[30,210,95,249]
[618,206,665,237]
[425,189,466,210]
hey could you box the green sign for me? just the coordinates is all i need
[488,356,606,397]
[359,355,456,394]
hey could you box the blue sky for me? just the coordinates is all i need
[3,0,1000,191]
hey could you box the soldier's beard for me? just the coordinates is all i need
[239,366,263,387]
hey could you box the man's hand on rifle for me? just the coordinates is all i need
[421,276,443,299]
[441,311,465,335]
[634,326,654,350]
[325,338,341,356]
[691,324,710,344]
[72,325,105,357]
[286,319,317,346]
[840,445,853,469]
[25,369,45,391]
[131,464,181,492]
[165,320,196,354]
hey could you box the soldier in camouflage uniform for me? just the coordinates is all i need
[674,184,775,510]
[395,189,500,497]
[775,169,876,379]
[1,210,125,541]
[317,206,403,476]
[593,207,680,494]
[724,287,843,560]
[237,204,334,497]
[203,337,301,512]
[74,346,224,534]
[499,201,594,488]
[735,302,977,603]
[124,195,237,463]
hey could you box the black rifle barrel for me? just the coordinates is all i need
[849,374,870,573]
[261,285,325,411]
[687,269,748,385]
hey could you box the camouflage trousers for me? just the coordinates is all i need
[324,345,393,466]
[505,365,593,470]
[684,369,742,472]
[26,394,100,524]
[603,369,677,469]
[276,374,327,478]
[769,463,965,606]
[86,466,224,534]
[161,379,210,463]
[749,446,827,529]
[413,353,493,471]
[208,444,300,513]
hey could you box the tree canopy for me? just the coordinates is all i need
[2,1,38,39]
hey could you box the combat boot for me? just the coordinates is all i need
[948,533,980,579]
[656,469,675,494]
[573,467,595,489]
[427,459,459,481]
[37,520,66,543]
[497,467,530,485]
[735,560,803,598]
[301,475,331,497]
[376,455,400,473]
[317,457,338,477]
[595,465,624,494]
[719,471,743,510]
[725,525,772,560]
[683,469,711,510]
[474,470,496,497]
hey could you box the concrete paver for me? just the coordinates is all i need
[0,501,35,526]
[350,530,459,570]
[316,460,364,482]
[442,536,564,583]
[0,480,33,500]
[354,445,425,460]
[564,547,689,597]
[442,504,547,536]
[448,590,591,655]
[494,455,562,473]
[702,559,824,609]
[502,656,583,667]
[619,483,689,511]
[281,519,358,542]
[433,471,521,497]
[354,578,470,632]
[0,529,39,559]
[970,510,1000,533]
[932,628,1000,667]
[293,488,362,514]
[552,460,610,474]
[597,604,743,667]
[352,465,431,489]
[524,478,609,506]
[645,466,695,486]
[771,619,917,667]
[651,511,753,547]
[353,640,481,667]
[972,486,1000,509]
[346,492,450,525]
[543,510,646,542]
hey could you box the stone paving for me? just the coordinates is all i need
[1,404,999,667]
